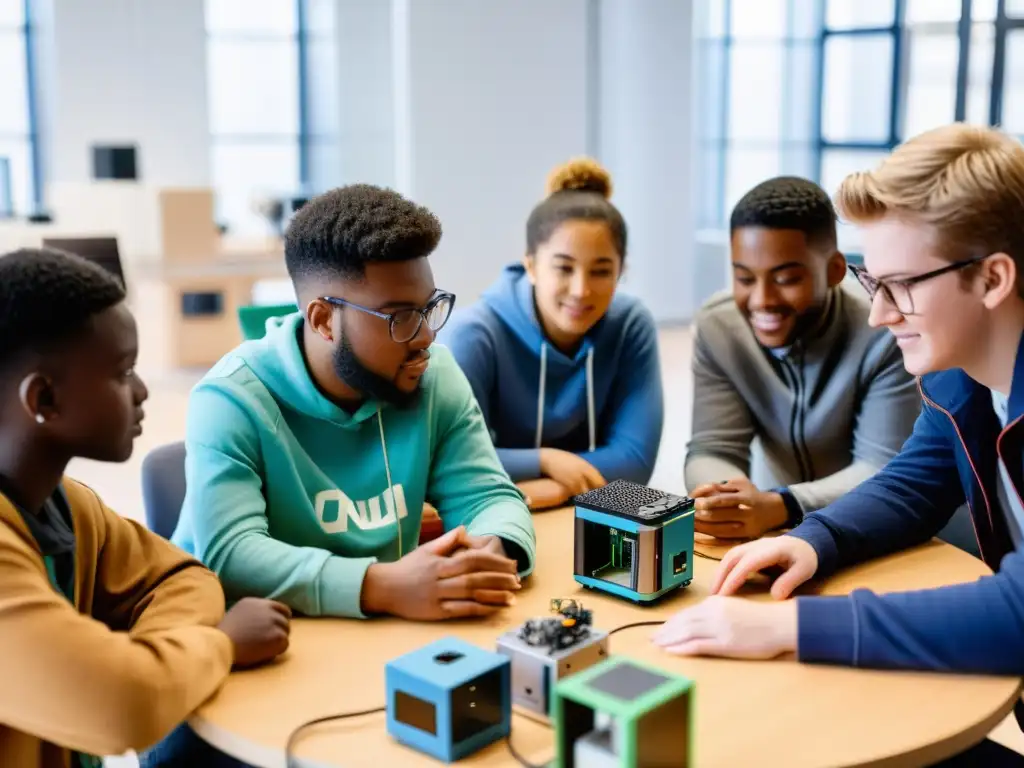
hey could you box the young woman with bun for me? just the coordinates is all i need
[441,158,664,509]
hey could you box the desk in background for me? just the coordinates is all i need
[133,253,288,370]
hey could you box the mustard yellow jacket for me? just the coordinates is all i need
[0,477,233,767]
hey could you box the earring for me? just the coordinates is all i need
[34,413,45,424]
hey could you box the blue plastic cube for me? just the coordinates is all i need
[385,636,511,762]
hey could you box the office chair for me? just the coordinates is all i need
[140,441,187,539]
[237,302,297,341]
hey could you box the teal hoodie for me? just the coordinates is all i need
[171,312,536,619]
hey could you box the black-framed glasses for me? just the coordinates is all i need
[848,255,989,316]
[320,291,456,343]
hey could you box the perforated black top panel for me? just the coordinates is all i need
[574,480,694,523]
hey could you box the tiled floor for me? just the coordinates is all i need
[69,322,1023,765]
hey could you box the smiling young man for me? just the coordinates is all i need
[172,184,536,623]
[684,176,921,540]
[655,124,1024,766]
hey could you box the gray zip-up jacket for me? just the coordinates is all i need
[684,281,921,514]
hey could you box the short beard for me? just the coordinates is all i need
[332,335,420,409]
[790,291,834,345]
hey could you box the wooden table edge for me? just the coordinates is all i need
[879,681,1022,768]
[188,669,1023,768]
[186,516,1024,768]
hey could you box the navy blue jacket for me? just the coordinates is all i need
[789,331,1024,675]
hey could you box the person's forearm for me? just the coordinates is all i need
[463,501,537,577]
[91,490,228,632]
[0,553,234,758]
[796,562,1024,675]
[212,533,378,619]
[428,359,538,576]
[126,562,226,634]
[786,459,878,514]
[684,453,749,493]
[8,623,233,756]
[581,444,654,486]
[516,478,571,510]
[497,447,543,482]
[789,483,953,579]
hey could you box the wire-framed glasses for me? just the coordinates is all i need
[320,290,456,343]
[847,255,989,316]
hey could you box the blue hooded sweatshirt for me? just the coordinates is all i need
[171,312,536,619]
[439,263,664,485]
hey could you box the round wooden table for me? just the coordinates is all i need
[190,507,1021,767]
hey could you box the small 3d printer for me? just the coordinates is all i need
[573,480,695,603]
[496,599,609,720]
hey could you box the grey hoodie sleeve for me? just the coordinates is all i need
[683,324,755,490]
[786,337,920,512]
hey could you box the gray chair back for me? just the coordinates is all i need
[141,441,187,539]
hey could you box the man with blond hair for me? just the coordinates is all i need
[655,123,1024,764]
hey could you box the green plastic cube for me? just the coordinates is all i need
[552,655,693,767]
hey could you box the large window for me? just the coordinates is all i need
[817,0,900,210]
[206,0,337,236]
[206,0,299,236]
[0,0,37,217]
[695,0,820,229]
[694,0,1024,247]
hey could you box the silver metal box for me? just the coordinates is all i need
[496,626,609,719]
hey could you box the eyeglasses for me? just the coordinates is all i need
[320,291,456,343]
[848,255,989,316]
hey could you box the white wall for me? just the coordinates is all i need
[596,0,695,323]
[36,0,210,191]
[394,0,591,309]
[308,0,395,192]
[27,0,700,320]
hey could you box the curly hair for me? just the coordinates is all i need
[730,176,838,252]
[284,184,443,283]
[526,157,627,260]
[0,247,126,375]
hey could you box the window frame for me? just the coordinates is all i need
[205,0,319,233]
[0,0,40,216]
[814,0,904,182]
[698,0,1018,231]
[991,0,1024,126]
[696,0,822,228]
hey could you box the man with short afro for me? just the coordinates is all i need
[683,176,927,544]
[173,183,537,624]
[284,182,443,282]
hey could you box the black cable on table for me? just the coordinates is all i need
[694,547,723,561]
[506,734,548,768]
[284,706,385,768]
[606,619,665,636]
